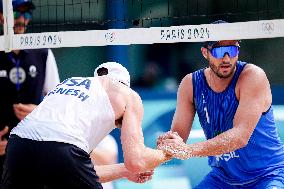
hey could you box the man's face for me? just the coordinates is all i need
[13,6,32,34]
[0,5,32,34]
[202,40,239,78]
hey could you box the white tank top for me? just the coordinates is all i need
[11,77,116,153]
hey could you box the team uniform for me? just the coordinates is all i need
[2,77,115,189]
[192,61,284,188]
[0,48,59,175]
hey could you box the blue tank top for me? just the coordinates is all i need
[192,61,284,185]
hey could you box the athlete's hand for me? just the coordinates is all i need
[157,132,190,160]
[13,103,37,120]
[0,126,9,156]
[156,131,181,147]
[157,131,184,152]
[125,170,154,183]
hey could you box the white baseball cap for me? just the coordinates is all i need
[94,62,130,87]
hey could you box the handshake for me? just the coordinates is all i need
[124,131,192,184]
[157,131,192,160]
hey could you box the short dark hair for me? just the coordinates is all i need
[96,67,108,76]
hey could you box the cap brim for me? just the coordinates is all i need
[203,41,218,47]
[14,2,35,11]
[204,40,241,48]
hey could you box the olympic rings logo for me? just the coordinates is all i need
[105,32,115,42]
[262,22,274,34]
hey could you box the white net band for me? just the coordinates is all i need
[1,19,283,51]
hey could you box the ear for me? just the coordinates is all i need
[201,47,209,60]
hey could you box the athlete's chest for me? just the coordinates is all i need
[194,88,239,137]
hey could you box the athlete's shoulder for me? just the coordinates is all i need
[178,73,193,96]
[241,63,267,80]
[179,73,193,88]
[115,86,143,120]
[127,88,142,104]
[238,63,268,89]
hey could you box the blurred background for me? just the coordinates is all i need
[2,0,284,188]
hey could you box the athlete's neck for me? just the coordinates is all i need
[207,68,235,93]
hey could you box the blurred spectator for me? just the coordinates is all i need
[90,135,118,189]
[134,62,162,88]
[147,44,172,77]
[176,60,195,83]
[0,0,60,176]
[134,61,177,91]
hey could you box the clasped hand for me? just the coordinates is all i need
[157,131,189,160]
[125,170,154,183]
[13,103,37,120]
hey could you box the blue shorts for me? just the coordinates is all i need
[194,170,284,189]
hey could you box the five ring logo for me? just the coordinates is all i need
[105,32,115,42]
[262,22,274,34]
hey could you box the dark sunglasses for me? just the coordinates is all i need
[13,11,32,20]
[208,45,240,59]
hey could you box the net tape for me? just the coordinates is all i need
[0,19,283,51]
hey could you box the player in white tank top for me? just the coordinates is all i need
[12,76,115,153]
[2,62,171,189]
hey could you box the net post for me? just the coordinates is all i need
[3,0,14,52]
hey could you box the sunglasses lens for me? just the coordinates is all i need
[211,46,239,59]
[13,11,32,19]
[24,12,32,19]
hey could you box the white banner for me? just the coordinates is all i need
[1,19,283,51]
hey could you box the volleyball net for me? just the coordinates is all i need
[1,2,284,187]
[0,19,283,50]
[1,0,284,51]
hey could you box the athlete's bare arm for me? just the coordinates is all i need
[159,65,271,159]
[121,90,170,173]
[95,163,153,183]
[170,74,196,142]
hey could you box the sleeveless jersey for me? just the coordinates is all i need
[11,77,116,153]
[192,61,284,184]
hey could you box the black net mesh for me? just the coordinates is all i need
[26,0,284,33]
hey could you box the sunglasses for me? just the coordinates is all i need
[13,11,32,20]
[208,45,240,59]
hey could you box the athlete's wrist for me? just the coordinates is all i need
[118,163,129,178]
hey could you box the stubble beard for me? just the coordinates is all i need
[209,61,236,79]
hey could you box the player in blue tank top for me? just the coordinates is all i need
[157,28,284,188]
